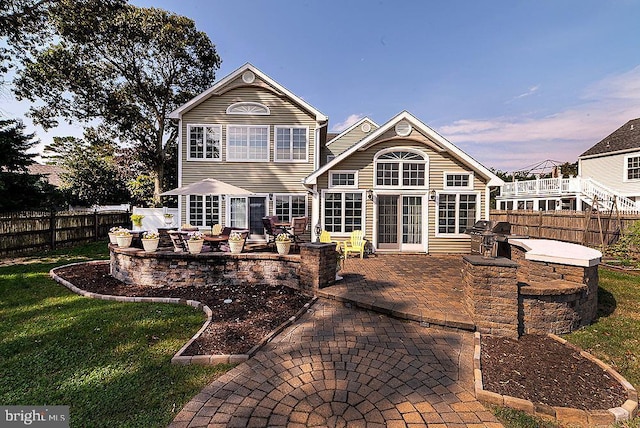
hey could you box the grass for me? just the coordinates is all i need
[0,241,231,427]
[494,267,640,428]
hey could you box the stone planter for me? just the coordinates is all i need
[187,239,204,254]
[229,240,244,254]
[141,238,159,252]
[276,240,291,255]
[108,233,118,245]
[116,235,133,248]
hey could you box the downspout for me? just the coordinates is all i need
[175,117,183,227]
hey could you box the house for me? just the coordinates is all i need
[168,63,503,253]
[496,118,640,214]
[28,163,63,187]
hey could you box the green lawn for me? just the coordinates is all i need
[0,241,231,427]
[495,267,640,428]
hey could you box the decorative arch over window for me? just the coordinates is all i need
[226,102,270,116]
[374,148,428,188]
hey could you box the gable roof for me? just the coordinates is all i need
[168,63,328,122]
[580,118,640,158]
[304,111,503,187]
[28,163,63,187]
[326,117,379,146]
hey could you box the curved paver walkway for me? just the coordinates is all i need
[170,299,502,427]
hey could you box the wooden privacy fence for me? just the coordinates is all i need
[0,210,130,256]
[490,210,640,249]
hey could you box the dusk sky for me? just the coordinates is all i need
[2,0,640,172]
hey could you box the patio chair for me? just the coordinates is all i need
[211,223,223,235]
[289,216,308,251]
[319,230,332,243]
[168,231,189,252]
[343,230,365,259]
[262,216,286,247]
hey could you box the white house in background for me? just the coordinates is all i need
[168,63,504,253]
[496,118,640,214]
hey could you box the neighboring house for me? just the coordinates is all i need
[496,118,640,214]
[28,163,64,187]
[168,63,503,253]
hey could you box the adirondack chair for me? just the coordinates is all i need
[342,230,365,259]
[319,230,332,243]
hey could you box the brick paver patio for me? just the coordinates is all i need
[170,255,502,427]
[319,254,474,330]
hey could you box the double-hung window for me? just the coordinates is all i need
[437,193,478,235]
[273,195,307,222]
[375,151,426,187]
[188,195,220,227]
[226,125,269,161]
[626,155,640,180]
[324,191,363,234]
[275,126,308,162]
[188,125,221,160]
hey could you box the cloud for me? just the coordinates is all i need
[507,85,540,103]
[440,65,640,171]
[331,113,365,132]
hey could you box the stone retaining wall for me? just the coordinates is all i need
[110,242,337,295]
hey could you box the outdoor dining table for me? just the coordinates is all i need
[203,234,229,251]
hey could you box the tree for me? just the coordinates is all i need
[0,117,56,210]
[44,129,130,206]
[14,2,220,203]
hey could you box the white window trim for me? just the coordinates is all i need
[225,124,270,162]
[623,153,640,182]
[274,125,309,163]
[434,191,481,238]
[271,193,308,219]
[328,170,359,189]
[320,189,366,237]
[443,171,474,190]
[186,124,222,161]
[226,101,270,115]
[373,147,429,189]
[187,194,220,228]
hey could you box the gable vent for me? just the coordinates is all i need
[395,120,412,137]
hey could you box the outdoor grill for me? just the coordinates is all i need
[464,220,513,257]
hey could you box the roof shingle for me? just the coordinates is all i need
[580,118,640,157]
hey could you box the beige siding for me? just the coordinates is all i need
[317,127,488,254]
[326,119,379,157]
[581,151,640,198]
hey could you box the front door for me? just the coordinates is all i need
[377,194,425,251]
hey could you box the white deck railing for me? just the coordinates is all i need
[500,177,640,214]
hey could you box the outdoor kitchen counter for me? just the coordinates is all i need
[508,238,602,267]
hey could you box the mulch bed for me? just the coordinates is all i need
[481,335,627,410]
[55,263,628,411]
[54,263,310,355]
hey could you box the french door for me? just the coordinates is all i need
[377,194,425,251]
[228,196,267,240]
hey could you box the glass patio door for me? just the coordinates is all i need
[228,196,267,239]
[377,194,424,251]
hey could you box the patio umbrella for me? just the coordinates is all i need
[160,178,252,196]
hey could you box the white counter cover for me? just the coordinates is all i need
[508,239,602,267]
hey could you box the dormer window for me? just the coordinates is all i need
[226,102,270,115]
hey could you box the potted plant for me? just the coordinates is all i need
[187,231,204,254]
[108,226,124,244]
[275,233,292,255]
[228,231,245,254]
[130,214,145,230]
[163,213,174,226]
[115,230,133,248]
[141,231,160,252]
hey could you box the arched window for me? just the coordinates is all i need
[375,149,427,187]
[226,102,270,115]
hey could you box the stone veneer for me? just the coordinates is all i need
[110,242,337,296]
[462,240,600,337]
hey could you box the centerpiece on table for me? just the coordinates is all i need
[187,231,204,254]
[141,231,160,252]
[130,214,145,230]
[163,213,174,226]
